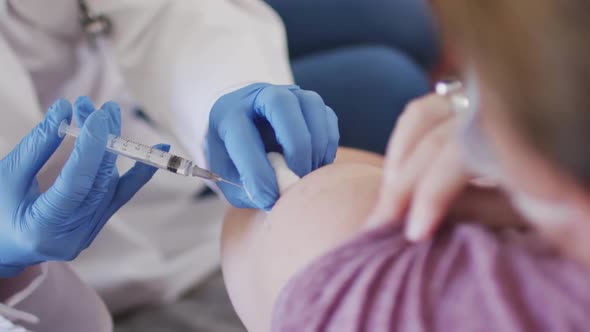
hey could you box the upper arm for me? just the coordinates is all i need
[221,148,384,331]
[221,148,589,332]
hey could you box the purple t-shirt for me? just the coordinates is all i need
[272,224,590,331]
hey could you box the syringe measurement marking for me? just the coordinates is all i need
[147,147,153,161]
[107,135,176,164]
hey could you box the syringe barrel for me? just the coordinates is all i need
[57,120,193,176]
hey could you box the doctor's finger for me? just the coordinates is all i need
[74,96,96,127]
[82,103,122,208]
[7,99,71,183]
[323,107,340,166]
[33,110,109,220]
[85,145,167,251]
[292,90,330,170]
[219,113,279,210]
[255,86,312,177]
[405,142,471,241]
[206,131,252,208]
[82,176,119,251]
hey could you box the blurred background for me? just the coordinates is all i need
[115,271,245,332]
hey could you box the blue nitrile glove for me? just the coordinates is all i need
[0,97,168,277]
[207,83,340,210]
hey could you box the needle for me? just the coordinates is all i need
[216,177,244,189]
[191,166,244,189]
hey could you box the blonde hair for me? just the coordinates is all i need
[433,1,590,185]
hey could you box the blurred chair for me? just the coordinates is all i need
[266,0,440,154]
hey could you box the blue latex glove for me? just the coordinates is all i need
[207,83,339,210]
[0,97,168,277]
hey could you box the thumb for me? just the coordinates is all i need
[6,99,72,183]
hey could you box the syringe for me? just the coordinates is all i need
[58,120,242,188]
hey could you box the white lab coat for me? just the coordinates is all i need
[0,0,293,330]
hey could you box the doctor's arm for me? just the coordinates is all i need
[86,0,339,209]
[0,0,335,209]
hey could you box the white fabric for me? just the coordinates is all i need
[0,0,293,329]
[0,315,29,332]
[267,152,300,194]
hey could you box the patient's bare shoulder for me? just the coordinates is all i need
[335,147,384,167]
[221,148,383,331]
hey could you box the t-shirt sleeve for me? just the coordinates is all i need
[271,223,590,332]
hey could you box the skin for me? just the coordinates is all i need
[370,93,474,239]
[221,148,383,332]
[221,148,526,331]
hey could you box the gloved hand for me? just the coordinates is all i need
[0,97,168,277]
[207,83,340,210]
